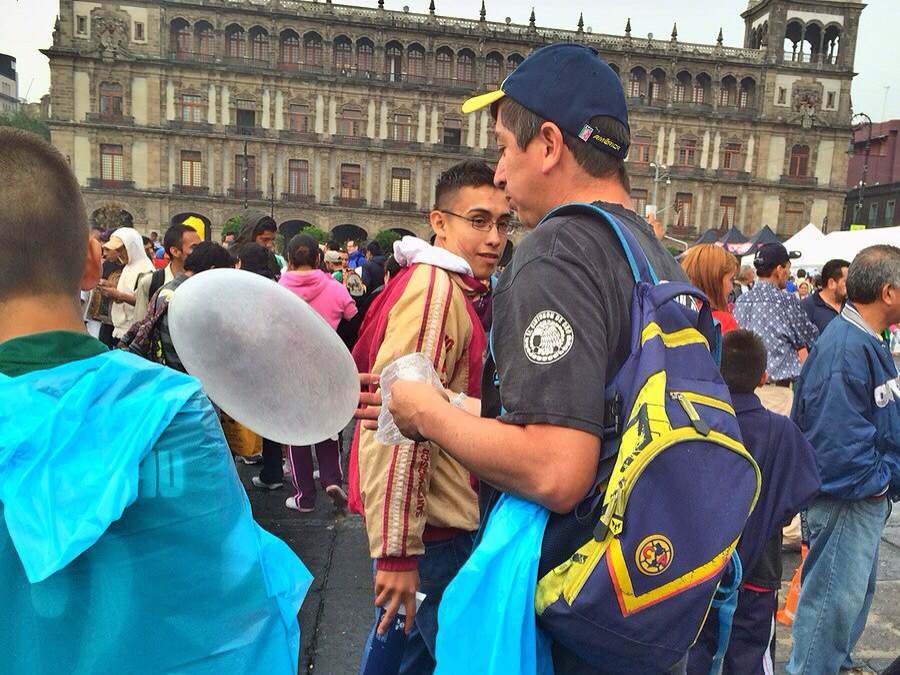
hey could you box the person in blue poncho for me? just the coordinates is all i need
[0,129,312,674]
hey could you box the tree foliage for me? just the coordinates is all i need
[301,225,329,244]
[221,216,242,237]
[0,110,51,141]
[373,230,403,254]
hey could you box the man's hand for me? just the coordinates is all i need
[374,568,420,635]
[355,373,381,431]
[388,380,449,442]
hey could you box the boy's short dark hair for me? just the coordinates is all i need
[184,242,235,273]
[493,98,631,192]
[286,234,320,268]
[720,330,768,394]
[384,254,401,280]
[0,129,88,301]
[365,240,382,257]
[163,224,196,258]
[434,160,498,210]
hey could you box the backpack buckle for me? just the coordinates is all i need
[602,393,622,440]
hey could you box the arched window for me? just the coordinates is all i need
[824,25,841,64]
[280,30,300,66]
[357,38,375,74]
[693,73,711,104]
[385,41,403,82]
[506,53,523,76]
[719,75,737,107]
[784,20,804,62]
[333,36,353,72]
[435,47,454,83]
[485,52,503,86]
[804,23,823,63]
[407,44,425,81]
[303,32,323,68]
[628,67,646,98]
[789,144,810,177]
[674,71,691,103]
[337,105,365,137]
[457,50,475,84]
[99,82,123,117]
[170,18,191,56]
[195,21,214,57]
[225,25,245,59]
[249,27,269,62]
[739,77,756,109]
[649,69,666,104]
[390,111,415,142]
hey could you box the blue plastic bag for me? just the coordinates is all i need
[435,494,553,675]
[0,351,312,674]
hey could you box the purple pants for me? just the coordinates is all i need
[288,437,343,509]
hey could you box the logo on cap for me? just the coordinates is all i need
[578,124,594,142]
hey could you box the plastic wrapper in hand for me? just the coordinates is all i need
[375,353,445,445]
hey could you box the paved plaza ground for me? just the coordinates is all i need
[239,456,900,675]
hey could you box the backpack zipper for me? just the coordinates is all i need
[563,428,759,605]
[670,392,711,436]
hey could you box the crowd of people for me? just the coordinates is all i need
[1,41,899,675]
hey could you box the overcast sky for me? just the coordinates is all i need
[3,0,897,119]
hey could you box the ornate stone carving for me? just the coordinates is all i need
[92,10,130,61]
[792,84,822,129]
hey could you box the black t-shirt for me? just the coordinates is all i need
[479,201,687,673]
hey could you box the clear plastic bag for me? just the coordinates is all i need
[375,353,445,445]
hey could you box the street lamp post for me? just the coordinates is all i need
[649,161,671,218]
[242,139,249,210]
[851,112,872,226]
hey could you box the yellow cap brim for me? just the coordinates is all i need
[461,89,506,114]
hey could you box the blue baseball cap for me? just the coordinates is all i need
[462,43,630,159]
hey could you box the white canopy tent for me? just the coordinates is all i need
[792,226,900,270]
[783,223,826,254]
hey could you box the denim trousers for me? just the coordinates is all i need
[359,531,475,675]
[786,495,890,675]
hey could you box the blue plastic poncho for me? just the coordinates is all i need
[435,494,554,674]
[0,351,312,674]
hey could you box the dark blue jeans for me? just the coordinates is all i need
[359,532,475,675]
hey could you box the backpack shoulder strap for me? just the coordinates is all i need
[539,202,659,285]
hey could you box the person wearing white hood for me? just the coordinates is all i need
[98,227,154,339]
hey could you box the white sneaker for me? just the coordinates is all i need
[326,484,348,509]
[251,476,283,491]
[236,454,263,465]
[285,496,314,513]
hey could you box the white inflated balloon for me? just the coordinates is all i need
[168,268,359,445]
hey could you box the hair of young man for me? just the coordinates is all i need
[492,98,631,192]
[797,268,807,279]
[846,245,900,305]
[0,129,88,301]
[163,224,196,259]
[720,329,768,394]
[821,258,851,287]
[680,244,738,312]
[434,159,499,211]
[384,254,401,280]
[287,233,321,269]
[365,240,382,257]
[142,235,152,247]
[755,262,780,278]
[184,242,235,274]
[326,239,341,252]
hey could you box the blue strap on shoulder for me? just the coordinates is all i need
[709,550,743,675]
[539,202,660,285]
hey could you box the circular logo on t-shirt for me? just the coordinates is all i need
[523,310,574,364]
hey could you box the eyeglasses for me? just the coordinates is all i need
[439,210,517,235]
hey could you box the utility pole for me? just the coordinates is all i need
[242,139,249,210]
[649,161,671,219]
[851,113,872,226]
[270,173,275,219]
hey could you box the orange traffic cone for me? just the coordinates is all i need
[777,544,808,626]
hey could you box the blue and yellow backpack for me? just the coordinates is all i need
[533,203,761,673]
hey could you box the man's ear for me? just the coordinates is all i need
[539,122,565,175]
[758,370,769,389]
[80,236,103,291]
[429,209,446,241]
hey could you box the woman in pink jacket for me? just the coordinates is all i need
[279,234,357,512]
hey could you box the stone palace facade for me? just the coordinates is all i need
[44,0,863,241]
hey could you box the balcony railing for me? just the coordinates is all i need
[228,187,263,200]
[383,201,418,212]
[780,175,818,187]
[85,112,134,125]
[168,119,212,132]
[332,135,371,147]
[172,184,210,195]
[714,169,751,181]
[279,129,318,142]
[226,125,268,138]
[669,165,707,179]
[171,50,216,64]
[335,197,367,208]
[88,178,134,190]
[281,192,316,204]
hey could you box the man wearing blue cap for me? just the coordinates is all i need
[386,44,689,673]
